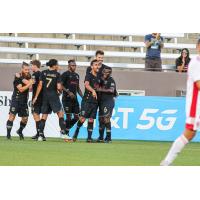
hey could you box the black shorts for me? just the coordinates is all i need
[80,101,98,119]
[9,100,29,117]
[99,100,115,118]
[62,99,80,115]
[31,102,42,115]
[41,96,62,114]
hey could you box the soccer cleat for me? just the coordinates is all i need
[32,134,39,140]
[63,134,72,142]
[96,137,104,143]
[38,134,46,141]
[160,160,171,166]
[17,130,24,140]
[86,138,95,143]
[6,134,11,140]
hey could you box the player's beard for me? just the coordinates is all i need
[22,72,31,79]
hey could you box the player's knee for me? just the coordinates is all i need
[8,114,15,121]
[88,118,94,123]
[80,117,86,123]
[104,116,110,124]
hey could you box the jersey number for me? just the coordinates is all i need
[46,78,52,88]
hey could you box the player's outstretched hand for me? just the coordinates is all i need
[32,97,37,105]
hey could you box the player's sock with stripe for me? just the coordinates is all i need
[87,121,94,140]
[17,121,27,133]
[59,118,67,135]
[6,120,13,138]
[162,135,189,165]
[36,121,40,135]
[99,122,105,140]
[73,120,84,138]
[39,119,46,134]
[105,122,111,141]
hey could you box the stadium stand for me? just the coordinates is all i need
[0,33,198,96]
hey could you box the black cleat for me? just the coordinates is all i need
[104,139,112,143]
[86,138,95,143]
[72,137,77,142]
[32,134,39,140]
[17,130,24,140]
[96,138,104,143]
[38,134,46,141]
[6,134,11,140]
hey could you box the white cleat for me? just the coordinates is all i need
[63,134,72,142]
[160,160,171,166]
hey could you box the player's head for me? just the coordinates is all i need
[30,60,41,72]
[21,62,30,77]
[197,38,200,53]
[90,59,99,73]
[46,59,59,71]
[68,59,76,72]
[102,67,112,79]
[95,50,104,65]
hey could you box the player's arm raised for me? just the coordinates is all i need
[85,81,97,99]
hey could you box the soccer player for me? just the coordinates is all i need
[32,59,71,141]
[6,62,33,140]
[97,68,117,142]
[86,50,114,141]
[61,59,83,135]
[73,59,100,142]
[161,38,200,166]
[31,60,43,140]
[86,50,112,78]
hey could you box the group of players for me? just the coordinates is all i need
[6,50,117,143]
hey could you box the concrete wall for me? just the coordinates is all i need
[0,64,187,96]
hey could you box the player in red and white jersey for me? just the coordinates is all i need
[161,38,200,166]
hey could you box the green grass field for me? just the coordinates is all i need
[0,137,200,166]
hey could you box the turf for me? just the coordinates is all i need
[0,137,200,166]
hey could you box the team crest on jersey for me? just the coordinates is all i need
[81,110,85,116]
[104,107,107,113]
[65,107,69,111]
[111,83,115,86]
[11,107,15,112]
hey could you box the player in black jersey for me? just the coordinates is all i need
[86,50,114,142]
[97,68,117,143]
[61,59,83,135]
[73,59,100,142]
[86,50,112,78]
[6,62,33,140]
[32,59,71,141]
[30,60,43,140]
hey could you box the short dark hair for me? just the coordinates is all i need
[95,50,104,56]
[46,59,58,68]
[90,59,98,66]
[197,38,200,44]
[22,61,29,68]
[31,60,41,68]
[68,59,76,65]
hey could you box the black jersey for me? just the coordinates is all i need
[32,71,43,102]
[100,76,116,101]
[86,64,112,79]
[61,71,80,99]
[40,69,61,97]
[83,72,100,104]
[11,75,30,103]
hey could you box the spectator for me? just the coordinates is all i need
[144,33,164,71]
[176,48,191,73]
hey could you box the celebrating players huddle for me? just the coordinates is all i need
[6,50,117,143]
